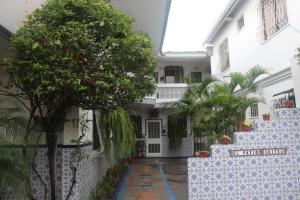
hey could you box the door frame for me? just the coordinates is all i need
[145,119,163,157]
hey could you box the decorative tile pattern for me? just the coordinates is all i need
[188,108,300,200]
[31,146,109,200]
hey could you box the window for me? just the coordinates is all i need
[218,38,230,72]
[164,66,184,83]
[260,0,288,40]
[237,15,244,30]
[154,72,158,83]
[190,72,202,83]
[167,116,187,138]
[250,103,258,118]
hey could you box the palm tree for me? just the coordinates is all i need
[171,66,267,146]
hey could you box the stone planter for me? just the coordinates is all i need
[242,125,250,132]
[283,100,294,108]
[199,151,209,158]
[219,136,231,145]
[262,114,270,121]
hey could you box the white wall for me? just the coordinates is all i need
[156,59,210,84]
[291,58,300,107]
[210,0,300,76]
[0,0,47,31]
[62,107,93,145]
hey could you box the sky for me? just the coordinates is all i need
[162,0,231,52]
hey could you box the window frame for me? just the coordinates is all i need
[164,66,184,83]
[250,103,259,118]
[218,38,230,73]
[260,0,288,41]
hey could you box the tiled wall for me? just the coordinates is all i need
[32,145,109,200]
[188,108,300,200]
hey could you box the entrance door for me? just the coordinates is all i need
[146,120,162,157]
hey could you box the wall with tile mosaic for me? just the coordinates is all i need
[188,108,300,200]
[31,145,109,200]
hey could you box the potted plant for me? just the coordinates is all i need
[219,135,231,144]
[262,112,270,121]
[243,119,252,132]
[198,144,210,158]
[199,150,209,158]
[283,99,294,108]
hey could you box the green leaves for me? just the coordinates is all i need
[32,42,39,49]
[99,108,136,164]
[5,0,155,111]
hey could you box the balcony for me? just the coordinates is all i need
[142,84,189,105]
[156,83,188,101]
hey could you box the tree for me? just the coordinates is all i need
[3,0,155,199]
[170,66,267,146]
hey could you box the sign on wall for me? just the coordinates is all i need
[229,148,287,157]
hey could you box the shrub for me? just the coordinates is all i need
[89,160,126,200]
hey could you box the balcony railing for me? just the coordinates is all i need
[272,88,296,109]
[156,83,188,101]
[142,84,189,104]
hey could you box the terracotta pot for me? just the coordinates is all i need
[219,138,230,144]
[242,125,250,132]
[262,114,270,121]
[284,100,294,108]
[199,151,209,158]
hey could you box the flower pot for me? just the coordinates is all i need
[283,100,294,108]
[219,138,230,144]
[242,125,250,132]
[262,114,270,121]
[199,151,209,158]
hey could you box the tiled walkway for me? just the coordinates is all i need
[117,158,188,200]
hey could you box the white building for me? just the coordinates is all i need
[204,0,300,120]
[112,0,211,158]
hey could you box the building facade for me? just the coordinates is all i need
[129,54,211,158]
[204,0,300,120]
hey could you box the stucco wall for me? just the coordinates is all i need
[210,0,300,76]
[156,59,210,84]
[132,108,194,157]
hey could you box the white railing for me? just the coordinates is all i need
[142,84,189,104]
[156,83,188,101]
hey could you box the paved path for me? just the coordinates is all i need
[117,158,188,200]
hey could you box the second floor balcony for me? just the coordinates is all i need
[143,83,189,105]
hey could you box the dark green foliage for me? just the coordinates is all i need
[0,98,34,199]
[5,0,155,111]
[89,160,126,200]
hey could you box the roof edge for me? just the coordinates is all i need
[203,0,244,46]
[0,24,12,40]
[159,0,172,56]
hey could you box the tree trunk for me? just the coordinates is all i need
[47,132,58,200]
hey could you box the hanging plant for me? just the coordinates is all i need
[99,107,136,164]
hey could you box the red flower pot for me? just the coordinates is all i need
[283,100,294,108]
[220,138,230,144]
[242,125,250,132]
[262,114,270,121]
[199,151,209,158]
